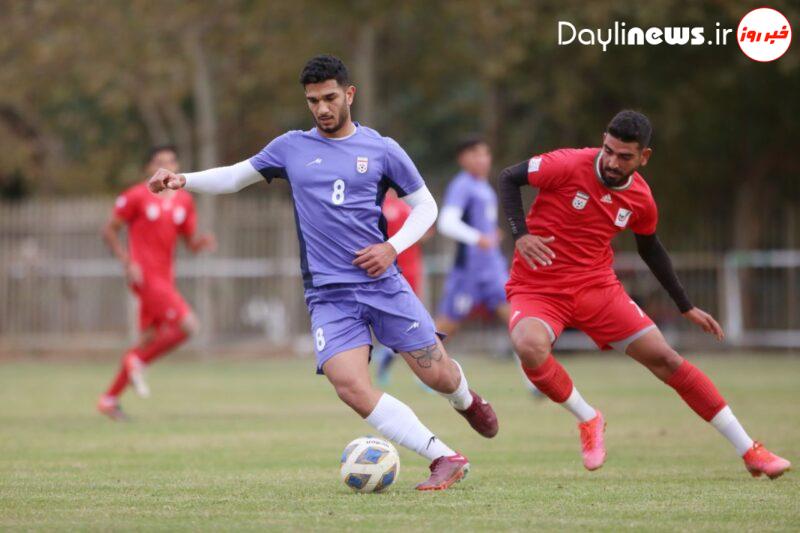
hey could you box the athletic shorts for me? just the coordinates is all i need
[305,274,439,374]
[133,281,191,331]
[507,281,655,351]
[438,269,507,321]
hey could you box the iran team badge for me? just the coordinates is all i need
[356,156,369,174]
[572,191,590,210]
[615,208,632,228]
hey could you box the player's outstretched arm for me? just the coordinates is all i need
[498,161,555,269]
[353,186,437,277]
[148,160,263,195]
[437,206,493,249]
[635,233,724,340]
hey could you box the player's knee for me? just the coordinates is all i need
[511,325,551,368]
[333,379,373,414]
[647,347,683,381]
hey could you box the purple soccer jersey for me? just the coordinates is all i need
[249,125,438,370]
[441,171,507,279]
[249,125,425,288]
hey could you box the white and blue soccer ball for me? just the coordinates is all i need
[340,436,400,493]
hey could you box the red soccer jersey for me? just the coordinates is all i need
[383,193,423,288]
[114,183,196,286]
[507,147,658,293]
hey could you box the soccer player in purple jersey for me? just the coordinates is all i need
[147,55,498,491]
[435,137,510,337]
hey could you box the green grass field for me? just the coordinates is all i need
[1,353,798,531]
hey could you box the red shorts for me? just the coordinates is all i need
[508,282,655,350]
[133,281,191,331]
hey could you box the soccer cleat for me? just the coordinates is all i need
[97,396,128,422]
[456,390,499,438]
[743,442,791,479]
[578,410,606,471]
[125,354,150,398]
[415,453,470,491]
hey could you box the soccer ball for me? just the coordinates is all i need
[340,436,400,493]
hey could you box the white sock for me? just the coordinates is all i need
[560,388,597,422]
[710,406,754,456]
[366,393,456,461]
[439,360,473,411]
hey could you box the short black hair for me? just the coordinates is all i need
[606,110,652,148]
[299,55,350,86]
[144,144,178,165]
[455,134,488,157]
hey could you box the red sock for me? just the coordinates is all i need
[137,322,188,365]
[666,360,727,421]
[105,350,136,397]
[522,354,574,403]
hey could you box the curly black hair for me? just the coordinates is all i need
[299,55,350,86]
[606,110,652,148]
[455,134,488,157]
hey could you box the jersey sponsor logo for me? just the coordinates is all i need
[306,157,323,167]
[356,156,369,174]
[601,193,613,204]
[528,157,542,173]
[615,208,632,227]
[145,203,161,221]
[172,206,187,225]
[572,191,590,210]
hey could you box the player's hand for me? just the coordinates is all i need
[477,234,494,250]
[682,307,724,341]
[353,243,397,277]
[193,233,217,253]
[125,261,143,286]
[515,234,556,269]
[148,168,185,193]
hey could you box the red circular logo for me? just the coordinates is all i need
[737,8,792,62]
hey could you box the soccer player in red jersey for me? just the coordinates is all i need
[498,110,790,479]
[98,145,216,420]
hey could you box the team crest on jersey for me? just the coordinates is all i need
[615,208,632,228]
[356,156,369,174]
[572,191,590,210]
[145,203,161,221]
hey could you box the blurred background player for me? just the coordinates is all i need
[146,56,498,490]
[499,110,790,478]
[435,136,510,338]
[98,145,216,420]
[374,188,432,385]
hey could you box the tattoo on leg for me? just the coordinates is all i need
[404,344,443,369]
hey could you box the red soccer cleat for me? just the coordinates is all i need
[415,453,470,491]
[97,396,129,422]
[743,442,791,479]
[456,390,499,438]
[578,410,606,471]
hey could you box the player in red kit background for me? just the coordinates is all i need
[498,110,790,478]
[98,145,215,420]
[374,188,430,384]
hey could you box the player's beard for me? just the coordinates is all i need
[316,106,350,135]
[600,165,632,186]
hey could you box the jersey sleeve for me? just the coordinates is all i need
[441,177,469,210]
[526,149,575,190]
[383,137,425,197]
[248,133,291,182]
[113,188,140,223]
[178,195,197,236]
[630,193,658,235]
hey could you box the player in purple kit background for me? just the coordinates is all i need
[435,137,510,337]
[147,55,498,491]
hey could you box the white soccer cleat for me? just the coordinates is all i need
[125,355,150,398]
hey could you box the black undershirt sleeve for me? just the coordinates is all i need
[498,161,533,241]
[635,233,693,313]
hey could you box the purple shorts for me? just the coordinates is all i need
[438,268,508,321]
[305,274,438,374]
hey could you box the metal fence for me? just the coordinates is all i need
[1,195,798,355]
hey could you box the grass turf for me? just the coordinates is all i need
[0,353,798,531]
